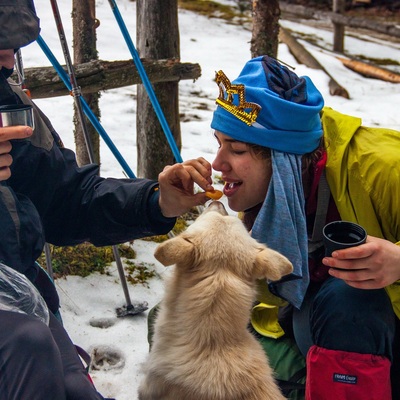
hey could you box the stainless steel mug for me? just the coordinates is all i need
[0,104,34,129]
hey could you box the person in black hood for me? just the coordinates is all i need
[0,1,215,399]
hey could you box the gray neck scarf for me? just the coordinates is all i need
[251,150,309,309]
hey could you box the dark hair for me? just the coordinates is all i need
[247,139,324,199]
[248,143,271,160]
[248,139,323,166]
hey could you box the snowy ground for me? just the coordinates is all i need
[20,1,400,398]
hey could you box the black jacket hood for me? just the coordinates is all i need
[0,0,40,50]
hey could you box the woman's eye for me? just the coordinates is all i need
[231,148,246,155]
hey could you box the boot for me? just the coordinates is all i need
[306,345,392,400]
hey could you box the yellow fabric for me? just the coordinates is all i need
[255,280,288,307]
[322,107,400,242]
[322,107,400,319]
[251,280,288,338]
[386,267,400,320]
[251,303,285,339]
[251,107,400,337]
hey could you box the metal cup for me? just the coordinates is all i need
[322,221,367,257]
[0,104,34,129]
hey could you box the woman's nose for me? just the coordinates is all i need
[212,151,229,172]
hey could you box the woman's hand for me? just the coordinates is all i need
[158,157,214,218]
[0,126,32,181]
[323,236,400,289]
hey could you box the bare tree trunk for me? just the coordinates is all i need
[333,0,345,53]
[137,0,181,179]
[251,0,280,58]
[72,0,100,166]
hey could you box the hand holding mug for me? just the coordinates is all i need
[0,105,34,181]
[323,221,367,257]
[323,229,400,290]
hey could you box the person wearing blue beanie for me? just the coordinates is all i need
[208,55,400,399]
[211,55,324,154]
[213,55,325,310]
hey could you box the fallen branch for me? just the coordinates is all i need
[336,57,400,83]
[280,1,400,38]
[279,27,350,98]
[16,58,202,99]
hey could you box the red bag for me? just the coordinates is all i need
[306,345,392,400]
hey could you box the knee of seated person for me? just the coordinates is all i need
[310,278,395,356]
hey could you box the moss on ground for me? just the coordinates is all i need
[38,215,193,285]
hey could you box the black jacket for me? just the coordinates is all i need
[0,79,176,284]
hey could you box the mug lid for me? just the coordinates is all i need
[0,104,33,112]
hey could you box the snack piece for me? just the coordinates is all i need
[205,189,223,200]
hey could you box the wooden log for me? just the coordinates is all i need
[280,1,400,38]
[336,57,400,83]
[72,0,99,166]
[279,27,350,98]
[137,0,181,179]
[332,0,345,52]
[251,0,280,58]
[17,58,202,99]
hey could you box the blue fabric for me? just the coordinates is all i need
[211,56,324,155]
[293,278,396,359]
[251,151,309,309]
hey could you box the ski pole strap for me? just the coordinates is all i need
[75,345,92,372]
[309,169,330,252]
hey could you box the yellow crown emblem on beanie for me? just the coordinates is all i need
[215,70,261,126]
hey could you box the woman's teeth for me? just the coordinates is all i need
[225,182,242,190]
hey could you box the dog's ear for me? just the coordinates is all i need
[154,236,195,267]
[253,248,293,281]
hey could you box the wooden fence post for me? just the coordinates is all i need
[251,0,280,58]
[136,0,181,179]
[333,0,345,53]
[72,0,100,166]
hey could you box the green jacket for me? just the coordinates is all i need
[322,107,400,319]
[251,107,400,338]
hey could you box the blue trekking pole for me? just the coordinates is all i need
[36,35,136,179]
[41,0,147,317]
[107,0,183,163]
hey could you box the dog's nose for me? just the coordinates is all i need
[204,201,228,216]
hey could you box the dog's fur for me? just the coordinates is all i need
[138,201,293,400]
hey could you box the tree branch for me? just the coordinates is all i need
[17,58,202,99]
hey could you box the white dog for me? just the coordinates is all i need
[138,201,293,400]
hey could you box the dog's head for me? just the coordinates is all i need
[154,201,293,282]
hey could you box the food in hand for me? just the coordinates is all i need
[205,189,223,200]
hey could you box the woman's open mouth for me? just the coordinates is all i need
[223,181,242,197]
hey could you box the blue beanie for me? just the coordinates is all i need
[211,56,324,155]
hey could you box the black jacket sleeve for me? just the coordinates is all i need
[8,90,176,247]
